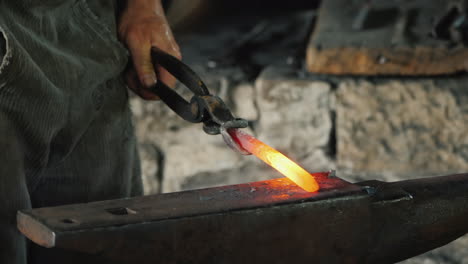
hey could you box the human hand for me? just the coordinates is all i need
[118,0,181,100]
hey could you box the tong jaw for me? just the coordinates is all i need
[193,95,250,155]
[194,95,248,135]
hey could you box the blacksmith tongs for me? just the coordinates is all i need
[148,47,250,155]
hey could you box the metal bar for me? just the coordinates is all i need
[17,173,468,264]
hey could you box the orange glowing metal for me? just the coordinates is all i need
[228,129,320,192]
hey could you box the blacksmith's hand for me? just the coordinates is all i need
[118,0,181,100]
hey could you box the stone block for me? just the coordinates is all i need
[232,83,258,121]
[161,126,246,193]
[254,67,334,166]
[336,77,468,177]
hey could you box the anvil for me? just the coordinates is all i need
[18,172,468,264]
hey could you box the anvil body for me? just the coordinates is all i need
[17,172,468,264]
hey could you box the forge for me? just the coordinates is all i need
[18,172,468,264]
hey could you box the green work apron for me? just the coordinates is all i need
[0,1,142,263]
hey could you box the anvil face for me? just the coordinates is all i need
[17,173,468,264]
[17,171,359,247]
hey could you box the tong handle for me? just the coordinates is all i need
[150,47,209,96]
[148,47,209,123]
[148,48,250,155]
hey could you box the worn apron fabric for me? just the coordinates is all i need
[0,0,143,263]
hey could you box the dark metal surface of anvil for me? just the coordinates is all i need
[18,172,468,264]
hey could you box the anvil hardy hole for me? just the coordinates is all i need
[61,218,78,224]
[106,207,137,216]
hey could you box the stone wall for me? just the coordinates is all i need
[337,77,468,180]
[132,66,468,192]
[130,64,468,263]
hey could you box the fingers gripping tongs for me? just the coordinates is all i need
[148,47,250,155]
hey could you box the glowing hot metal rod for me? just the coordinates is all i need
[227,128,320,192]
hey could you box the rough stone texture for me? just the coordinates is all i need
[232,83,258,121]
[254,67,335,169]
[160,126,245,193]
[336,77,468,179]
